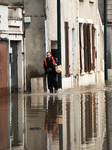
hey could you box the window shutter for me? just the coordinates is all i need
[65,22,70,77]
[92,24,95,71]
[84,23,89,72]
[79,23,82,74]
[87,24,91,72]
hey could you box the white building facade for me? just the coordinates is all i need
[45,0,104,89]
[0,0,105,94]
[0,4,24,94]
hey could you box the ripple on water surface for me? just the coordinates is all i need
[0,88,112,150]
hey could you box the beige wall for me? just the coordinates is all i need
[46,0,104,87]
[46,0,76,78]
[72,92,106,150]
[78,1,104,86]
[98,0,104,23]
[79,1,97,24]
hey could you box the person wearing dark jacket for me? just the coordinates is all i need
[44,52,58,93]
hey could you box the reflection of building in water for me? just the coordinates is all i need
[106,91,112,150]
[10,95,48,149]
[63,95,75,150]
[27,95,47,150]
[8,92,106,150]
[62,92,106,150]
[74,92,106,150]
[10,94,25,149]
[0,96,8,150]
[46,95,63,150]
[45,96,58,136]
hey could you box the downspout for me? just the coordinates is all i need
[104,0,108,80]
[45,2,49,148]
[45,20,48,91]
[57,0,62,89]
[44,0,48,92]
[76,0,79,86]
[44,0,47,56]
[24,38,27,91]
[22,0,27,91]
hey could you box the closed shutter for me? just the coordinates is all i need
[90,25,93,70]
[84,23,89,72]
[65,22,70,77]
[87,24,91,72]
[79,23,82,74]
[92,24,95,71]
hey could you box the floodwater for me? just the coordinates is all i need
[0,84,112,150]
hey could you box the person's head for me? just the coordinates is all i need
[47,52,52,59]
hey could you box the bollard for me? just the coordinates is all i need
[31,78,44,93]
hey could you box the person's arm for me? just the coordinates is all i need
[57,60,60,65]
[54,57,60,65]
[56,59,60,65]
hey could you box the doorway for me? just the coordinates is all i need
[11,41,18,93]
[51,41,58,58]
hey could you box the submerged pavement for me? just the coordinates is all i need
[0,83,112,150]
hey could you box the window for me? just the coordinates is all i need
[79,23,96,74]
[89,0,95,3]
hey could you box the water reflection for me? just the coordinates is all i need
[0,91,109,150]
[0,96,9,150]
[79,92,106,150]
[11,94,24,149]
[45,96,63,150]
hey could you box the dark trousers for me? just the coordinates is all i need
[48,74,58,92]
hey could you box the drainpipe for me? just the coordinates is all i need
[45,20,48,91]
[57,0,62,89]
[24,38,27,91]
[104,0,108,80]
[44,1,47,57]
[76,0,79,86]
[22,0,27,91]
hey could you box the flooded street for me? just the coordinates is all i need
[0,85,112,150]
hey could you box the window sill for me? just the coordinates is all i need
[89,0,94,3]
[80,71,95,75]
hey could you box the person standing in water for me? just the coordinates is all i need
[44,52,58,93]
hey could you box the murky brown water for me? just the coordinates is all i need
[0,85,112,150]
